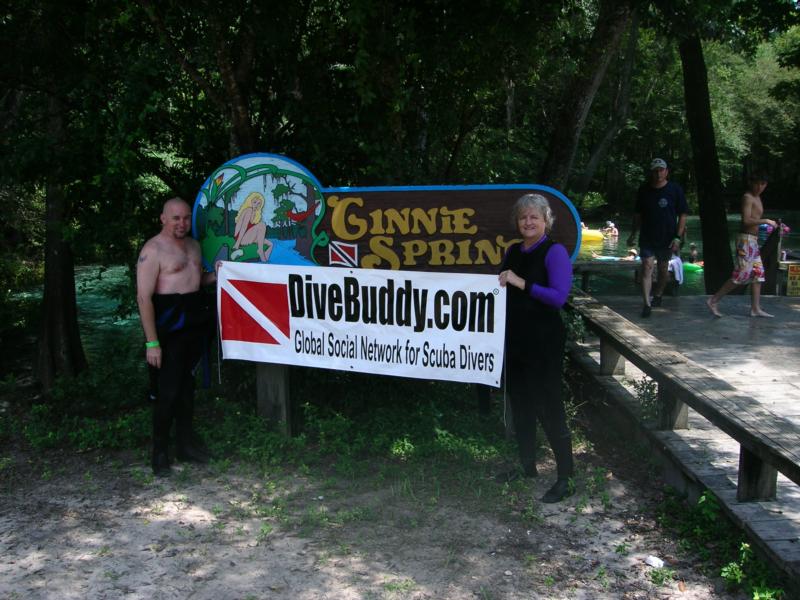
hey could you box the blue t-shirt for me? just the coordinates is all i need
[635,180,689,249]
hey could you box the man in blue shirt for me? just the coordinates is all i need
[626,158,689,317]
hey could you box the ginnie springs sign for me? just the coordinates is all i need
[192,153,582,273]
[193,153,581,387]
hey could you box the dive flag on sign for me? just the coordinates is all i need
[328,240,359,267]
[219,277,291,347]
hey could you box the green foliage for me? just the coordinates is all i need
[0,291,41,362]
[0,185,45,345]
[577,191,608,212]
[631,376,658,423]
[705,35,800,192]
[192,392,307,468]
[295,371,509,467]
[648,566,675,586]
[658,490,786,597]
[720,543,785,599]
[563,310,587,343]
[21,402,150,451]
[21,404,62,449]
[48,338,144,417]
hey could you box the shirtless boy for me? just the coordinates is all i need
[706,174,776,318]
[137,198,217,475]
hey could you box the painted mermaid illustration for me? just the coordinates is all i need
[231,192,273,262]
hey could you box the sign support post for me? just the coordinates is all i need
[256,364,292,435]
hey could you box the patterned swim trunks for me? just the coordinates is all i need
[731,233,764,284]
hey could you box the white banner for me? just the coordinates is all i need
[217,262,506,387]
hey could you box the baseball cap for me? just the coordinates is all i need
[650,158,667,170]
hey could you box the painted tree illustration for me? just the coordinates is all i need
[222,190,236,236]
[206,203,224,231]
[272,198,296,239]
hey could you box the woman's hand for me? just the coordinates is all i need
[499,270,524,290]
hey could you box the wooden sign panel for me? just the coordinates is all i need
[193,153,581,274]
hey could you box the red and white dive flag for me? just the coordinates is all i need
[217,262,506,387]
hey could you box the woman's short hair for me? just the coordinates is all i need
[510,194,555,232]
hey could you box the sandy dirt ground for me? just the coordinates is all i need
[0,439,749,600]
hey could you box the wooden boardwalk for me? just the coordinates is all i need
[569,293,800,584]
[599,293,800,425]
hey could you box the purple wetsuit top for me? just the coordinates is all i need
[517,235,572,308]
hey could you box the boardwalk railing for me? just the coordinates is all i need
[572,260,638,292]
[567,291,800,502]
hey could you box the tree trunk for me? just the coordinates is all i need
[678,32,732,293]
[571,13,639,198]
[36,100,87,391]
[539,0,632,190]
[142,0,258,156]
[216,27,257,155]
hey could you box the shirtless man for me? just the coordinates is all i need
[706,173,776,318]
[137,197,217,475]
[600,221,618,237]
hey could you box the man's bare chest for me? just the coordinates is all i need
[160,246,200,275]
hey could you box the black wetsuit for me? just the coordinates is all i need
[502,239,573,480]
[150,291,213,462]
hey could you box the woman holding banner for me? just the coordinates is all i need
[498,193,574,503]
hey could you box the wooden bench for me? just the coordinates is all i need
[568,291,800,502]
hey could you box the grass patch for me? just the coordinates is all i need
[658,490,787,598]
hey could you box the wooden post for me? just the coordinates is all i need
[737,445,777,501]
[599,339,625,375]
[761,227,781,295]
[657,383,688,430]
[581,271,591,292]
[256,363,292,435]
[503,393,515,440]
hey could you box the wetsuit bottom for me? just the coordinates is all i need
[506,328,573,480]
[150,324,207,458]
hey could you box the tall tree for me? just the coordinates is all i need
[656,0,799,292]
[37,93,88,390]
[571,12,640,199]
[139,0,262,156]
[539,0,634,189]
[1,1,94,389]
[677,30,732,292]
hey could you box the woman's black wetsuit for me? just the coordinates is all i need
[502,239,573,481]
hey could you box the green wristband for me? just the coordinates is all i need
[145,340,160,348]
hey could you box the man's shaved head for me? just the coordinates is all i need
[160,197,192,239]
[162,197,190,215]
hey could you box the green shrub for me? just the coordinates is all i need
[658,490,786,598]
